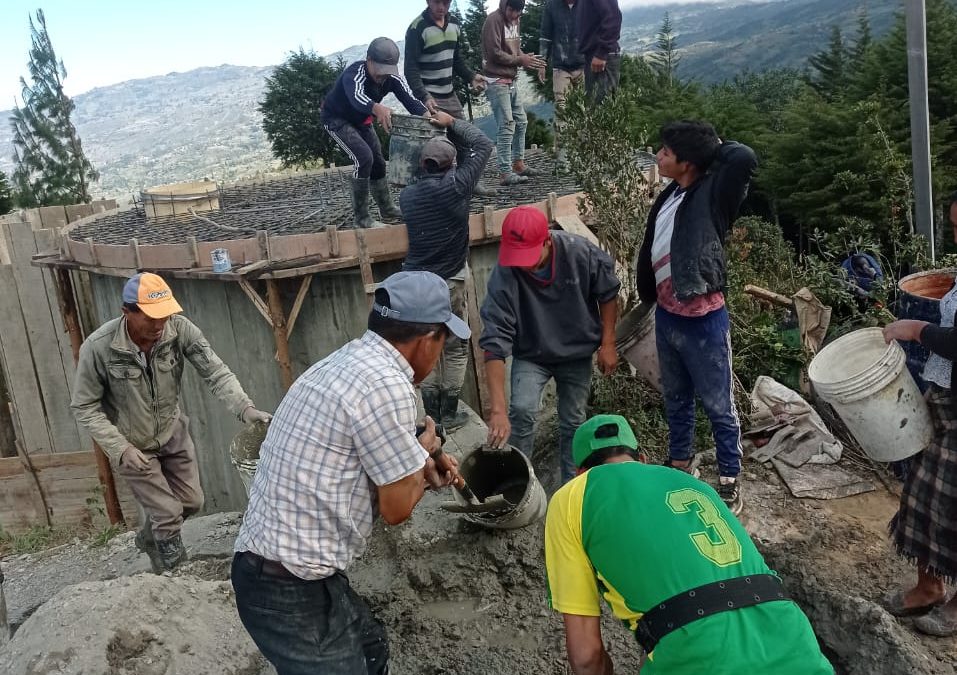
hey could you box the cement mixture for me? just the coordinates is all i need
[0,411,955,674]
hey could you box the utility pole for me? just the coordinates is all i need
[905,0,934,262]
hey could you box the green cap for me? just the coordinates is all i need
[572,414,639,468]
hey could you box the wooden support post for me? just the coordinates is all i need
[483,205,495,239]
[546,192,558,223]
[327,222,340,258]
[85,237,99,266]
[53,266,124,525]
[129,238,142,270]
[257,230,271,261]
[187,236,200,268]
[464,270,490,419]
[237,278,273,326]
[265,279,294,391]
[355,230,375,309]
[59,231,74,261]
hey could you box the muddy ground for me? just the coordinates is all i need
[0,412,955,674]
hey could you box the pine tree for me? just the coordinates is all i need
[651,12,680,88]
[460,0,490,120]
[10,10,98,207]
[0,170,14,215]
[806,26,847,100]
[259,49,347,167]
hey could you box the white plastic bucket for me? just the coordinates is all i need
[615,302,662,392]
[808,327,932,462]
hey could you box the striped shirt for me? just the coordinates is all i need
[234,331,428,580]
[405,10,475,101]
[651,188,725,317]
[321,60,427,127]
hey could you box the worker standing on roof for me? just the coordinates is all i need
[480,206,620,483]
[400,111,493,431]
[545,414,835,675]
[404,0,497,197]
[71,273,270,572]
[322,37,429,229]
[232,270,467,674]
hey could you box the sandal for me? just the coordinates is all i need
[881,589,945,618]
[914,606,957,637]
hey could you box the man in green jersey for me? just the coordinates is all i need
[545,414,833,675]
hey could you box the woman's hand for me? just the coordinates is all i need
[883,319,930,344]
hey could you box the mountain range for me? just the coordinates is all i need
[0,0,900,202]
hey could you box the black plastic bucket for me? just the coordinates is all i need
[386,114,446,187]
[896,269,957,386]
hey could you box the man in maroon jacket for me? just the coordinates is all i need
[578,0,622,102]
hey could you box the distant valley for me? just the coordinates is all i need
[0,0,898,202]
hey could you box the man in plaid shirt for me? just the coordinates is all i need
[232,270,470,675]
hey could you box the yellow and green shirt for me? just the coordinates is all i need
[545,463,833,675]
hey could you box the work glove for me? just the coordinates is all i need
[120,445,150,473]
[241,406,273,425]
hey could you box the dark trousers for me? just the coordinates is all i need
[232,553,389,675]
[584,53,621,103]
[656,305,743,477]
[323,116,386,180]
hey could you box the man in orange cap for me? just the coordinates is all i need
[480,206,621,482]
[71,273,270,571]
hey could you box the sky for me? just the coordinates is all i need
[0,0,727,105]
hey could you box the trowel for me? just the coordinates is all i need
[431,446,512,514]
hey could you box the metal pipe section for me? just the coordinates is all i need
[906,0,935,262]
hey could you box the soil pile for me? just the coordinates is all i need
[0,574,269,675]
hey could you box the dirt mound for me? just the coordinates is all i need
[0,574,269,675]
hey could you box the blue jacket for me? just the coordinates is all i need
[321,60,427,126]
[636,142,758,302]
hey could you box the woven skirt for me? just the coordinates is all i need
[890,384,957,583]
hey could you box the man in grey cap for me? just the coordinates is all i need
[400,110,493,430]
[233,270,468,674]
[321,37,429,228]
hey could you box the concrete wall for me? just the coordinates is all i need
[89,242,502,513]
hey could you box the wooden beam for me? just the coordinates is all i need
[287,275,313,337]
[265,279,294,391]
[464,270,490,419]
[546,192,558,222]
[51,264,124,525]
[483,205,495,238]
[237,278,273,327]
[328,221,341,258]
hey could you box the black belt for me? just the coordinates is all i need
[635,574,790,654]
[240,551,300,580]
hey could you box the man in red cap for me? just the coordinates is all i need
[480,206,620,482]
[71,273,270,571]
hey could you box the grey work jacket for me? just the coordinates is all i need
[71,314,253,464]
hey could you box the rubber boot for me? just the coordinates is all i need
[440,390,470,431]
[156,533,188,571]
[473,182,498,198]
[422,389,442,424]
[370,178,402,221]
[135,523,164,574]
[350,177,375,229]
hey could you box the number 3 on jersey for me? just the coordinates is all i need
[666,488,743,567]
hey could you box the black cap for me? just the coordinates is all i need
[506,0,526,11]
[367,37,400,77]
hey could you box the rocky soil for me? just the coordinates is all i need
[0,413,954,674]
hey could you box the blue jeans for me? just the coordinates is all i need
[656,305,743,477]
[508,357,592,483]
[485,82,527,174]
[231,553,389,675]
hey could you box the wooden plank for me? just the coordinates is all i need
[0,265,54,455]
[64,203,94,223]
[464,268,490,419]
[36,230,90,451]
[287,275,313,337]
[7,222,81,454]
[554,214,600,246]
[237,279,273,326]
[354,230,376,308]
[38,206,68,231]
[21,208,42,231]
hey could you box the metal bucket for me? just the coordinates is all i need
[229,421,269,496]
[896,269,957,386]
[452,445,547,530]
[615,302,662,392]
[387,114,446,187]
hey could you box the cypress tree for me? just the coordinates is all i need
[10,9,98,207]
[651,12,681,89]
[0,170,14,215]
